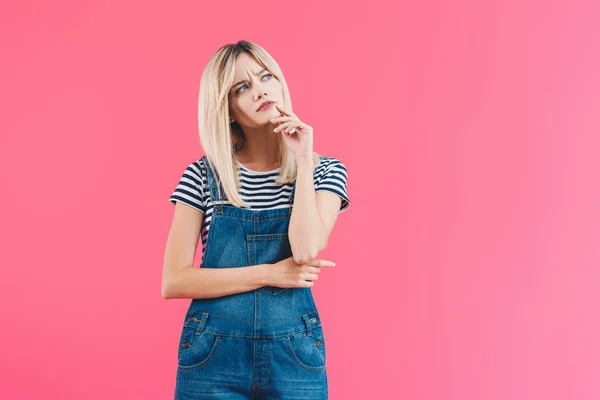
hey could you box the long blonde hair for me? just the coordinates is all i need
[198,40,321,208]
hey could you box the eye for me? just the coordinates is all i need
[236,74,273,94]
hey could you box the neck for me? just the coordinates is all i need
[235,124,281,169]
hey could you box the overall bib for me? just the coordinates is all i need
[174,156,328,400]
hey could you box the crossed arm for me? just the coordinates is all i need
[287,156,342,264]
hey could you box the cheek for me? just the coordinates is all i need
[231,99,254,120]
[271,79,281,90]
[270,80,282,91]
[230,99,244,113]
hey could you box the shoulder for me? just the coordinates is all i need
[185,157,208,180]
[314,155,348,178]
[313,155,350,213]
[316,154,346,167]
[169,157,209,213]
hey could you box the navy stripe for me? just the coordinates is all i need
[169,156,350,265]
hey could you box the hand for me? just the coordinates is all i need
[270,103,314,160]
[265,256,336,289]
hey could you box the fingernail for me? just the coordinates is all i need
[332,262,336,266]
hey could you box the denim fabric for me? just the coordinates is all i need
[174,156,328,399]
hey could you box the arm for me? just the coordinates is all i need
[288,156,330,263]
[162,202,271,299]
[163,264,272,299]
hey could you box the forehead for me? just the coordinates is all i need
[234,52,263,74]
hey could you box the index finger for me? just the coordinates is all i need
[309,259,336,267]
[275,103,294,117]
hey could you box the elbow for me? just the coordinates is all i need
[293,254,317,265]
[161,284,172,299]
[290,234,328,265]
[292,247,321,265]
[319,237,328,254]
[162,264,191,299]
[161,277,177,299]
[292,241,327,265]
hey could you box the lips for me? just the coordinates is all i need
[257,101,275,111]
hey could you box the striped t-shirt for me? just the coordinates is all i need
[169,155,350,261]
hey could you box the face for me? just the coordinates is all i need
[228,52,283,128]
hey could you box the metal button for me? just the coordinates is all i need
[315,340,322,347]
[309,317,317,324]
[182,341,192,348]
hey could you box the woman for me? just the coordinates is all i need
[163,40,350,399]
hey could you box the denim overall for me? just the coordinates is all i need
[174,156,328,399]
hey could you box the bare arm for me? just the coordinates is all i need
[162,202,272,299]
[164,264,272,299]
[288,156,327,263]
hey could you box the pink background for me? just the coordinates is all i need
[1,0,600,399]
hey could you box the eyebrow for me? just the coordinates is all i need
[232,68,268,89]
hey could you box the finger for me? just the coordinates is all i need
[274,122,295,132]
[270,116,294,124]
[310,259,336,267]
[275,103,295,117]
[288,122,307,134]
[307,273,319,281]
[303,264,321,271]
[284,122,300,133]
[302,272,319,281]
[273,123,287,133]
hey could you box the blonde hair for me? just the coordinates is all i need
[197,40,321,208]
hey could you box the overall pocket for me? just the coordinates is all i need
[285,325,327,371]
[177,325,222,370]
[259,285,289,295]
[247,232,293,296]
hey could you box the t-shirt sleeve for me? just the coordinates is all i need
[315,157,351,214]
[168,160,207,214]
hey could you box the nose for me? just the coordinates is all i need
[253,79,268,100]
[254,89,268,101]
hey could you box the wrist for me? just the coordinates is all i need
[295,154,314,168]
[254,264,272,286]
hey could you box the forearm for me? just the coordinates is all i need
[163,264,271,299]
[288,156,327,263]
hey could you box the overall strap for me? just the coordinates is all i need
[288,178,296,213]
[203,155,226,214]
